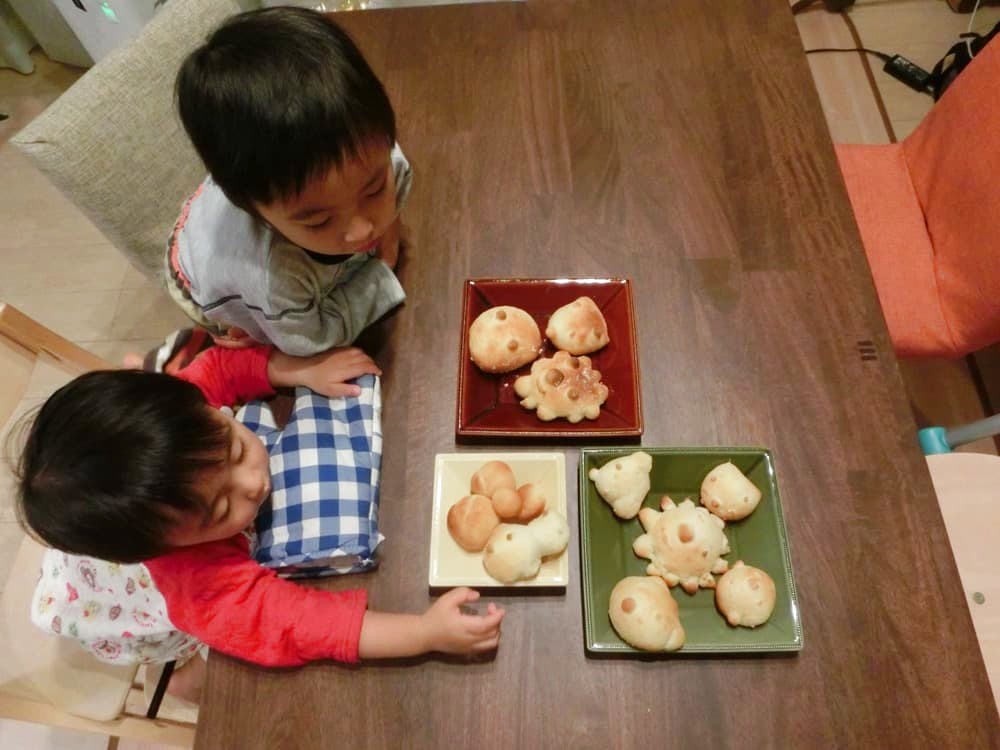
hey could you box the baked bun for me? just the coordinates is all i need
[608,576,685,651]
[513,351,609,423]
[545,296,610,355]
[633,497,730,594]
[482,524,542,583]
[446,494,501,552]
[515,483,547,522]
[587,451,652,519]
[700,462,762,521]
[715,561,776,627]
[490,488,522,520]
[526,508,569,557]
[468,306,542,373]
[470,460,517,497]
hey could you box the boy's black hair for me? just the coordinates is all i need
[13,370,230,563]
[176,7,397,213]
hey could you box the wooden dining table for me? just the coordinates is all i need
[193,1,1000,747]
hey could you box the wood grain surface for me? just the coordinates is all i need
[194,1,1000,747]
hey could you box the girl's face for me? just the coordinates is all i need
[254,142,397,257]
[165,409,271,548]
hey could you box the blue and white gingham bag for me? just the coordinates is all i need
[235,374,384,578]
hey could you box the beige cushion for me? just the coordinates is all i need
[0,536,137,722]
[10,0,241,282]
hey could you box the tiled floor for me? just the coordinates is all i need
[1,0,998,746]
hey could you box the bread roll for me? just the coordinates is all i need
[468,306,542,373]
[715,561,776,628]
[446,494,501,552]
[515,483,547,522]
[482,524,542,583]
[587,451,652,519]
[545,296,610,355]
[470,461,517,497]
[526,509,569,557]
[491,487,522,520]
[608,576,685,652]
[700,462,762,521]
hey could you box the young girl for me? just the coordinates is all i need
[167,7,412,355]
[15,345,504,703]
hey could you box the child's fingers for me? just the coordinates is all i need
[323,383,363,398]
[470,634,501,652]
[466,608,505,635]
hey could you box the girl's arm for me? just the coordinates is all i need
[176,344,382,407]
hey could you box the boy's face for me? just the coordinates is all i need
[255,142,397,257]
[166,409,271,548]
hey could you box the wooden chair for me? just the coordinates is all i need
[925,452,1000,714]
[0,302,196,748]
[835,36,1000,358]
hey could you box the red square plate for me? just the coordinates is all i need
[456,278,643,440]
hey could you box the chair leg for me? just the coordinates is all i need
[145,660,176,719]
[106,736,120,750]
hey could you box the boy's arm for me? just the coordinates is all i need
[259,257,406,356]
[145,536,367,667]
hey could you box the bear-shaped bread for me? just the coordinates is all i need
[482,524,542,584]
[447,494,501,552]
[525,508,570,557]
[608,576,685,652]
[715,561,776,628]
[545,296,610,355]
[587,451,652,519]
[468,306,542,373]
[633,497,730,594]
[514,351,609,423]
[700,462,762,521]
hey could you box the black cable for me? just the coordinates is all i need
[804,47,892,63]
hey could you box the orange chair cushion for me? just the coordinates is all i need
[903,39,1000,356]
[836,142,958,357]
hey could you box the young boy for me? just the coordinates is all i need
[15,346,504,703]
[167,7,411,356]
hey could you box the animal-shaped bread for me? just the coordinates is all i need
[514,483,547,523]
[633,497,730,594]
[587,451,652,519]
[468,306,542,373]
[545,296,610,355]
[608,576,685,652]
[447,494,501,552]
[514,351,609,423]
[700,462,762,521]
[482,524,543,583]
[482,509,570,583]
[526,508,570,557]
[715,561,776,627]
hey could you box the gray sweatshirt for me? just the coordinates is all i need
[168,145,412,356]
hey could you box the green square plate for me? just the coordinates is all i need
[579,447,803,654]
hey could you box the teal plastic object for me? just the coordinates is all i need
[918,427,952,455]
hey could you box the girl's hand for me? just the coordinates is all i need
[420,587,505,655]
[268,347,382,398]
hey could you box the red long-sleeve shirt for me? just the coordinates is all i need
[142,346,369,666]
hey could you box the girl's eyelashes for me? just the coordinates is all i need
[304,217,331,230]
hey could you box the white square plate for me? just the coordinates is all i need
[428,452,569,587]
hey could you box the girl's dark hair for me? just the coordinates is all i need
[14,370,230,563]
[176,7,397,213]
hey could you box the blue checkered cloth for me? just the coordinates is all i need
[235,374,384,578]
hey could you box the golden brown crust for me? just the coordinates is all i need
[545,296,610,355]
[447,494,501,552]
[468,306,542,373]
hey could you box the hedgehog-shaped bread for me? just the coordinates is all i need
[513,350,609,423]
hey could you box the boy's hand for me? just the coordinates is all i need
[375,217,401,270]
[267,347,382,398]
[419,587,505,655]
